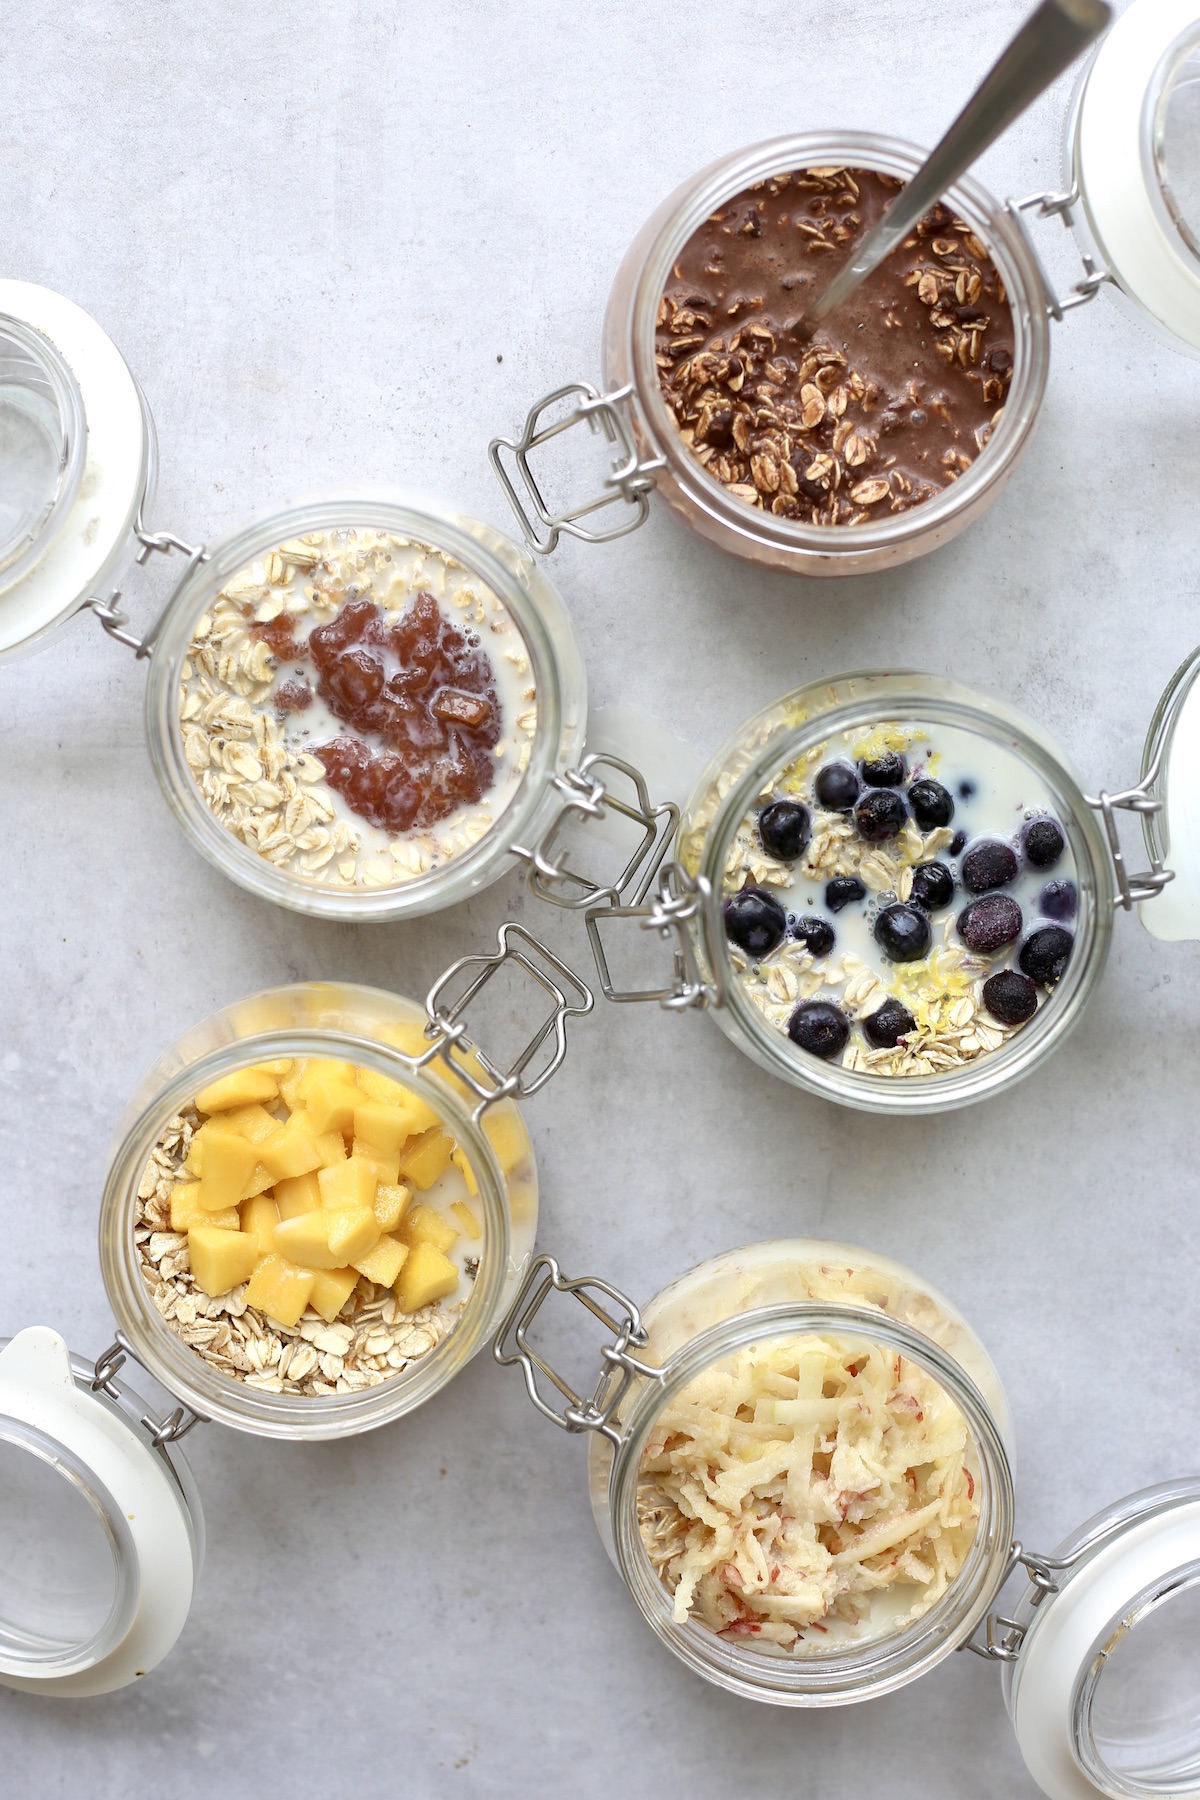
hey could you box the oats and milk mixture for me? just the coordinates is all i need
[722,723,1077,1077]
[180,530,537,890]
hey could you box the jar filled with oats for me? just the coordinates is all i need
[494,1239,1200,1800]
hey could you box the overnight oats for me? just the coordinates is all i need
[179,529,537,891]
[721,722,1077,1077]
[656,167,1014,525]
[134,1055,529,1397]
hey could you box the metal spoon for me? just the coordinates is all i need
[793,0,1112,341]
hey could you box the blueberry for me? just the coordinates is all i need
[909,861,955,910]
[861,751,907,787]
[814,762,860,812]
[962,840,1019,893]
[874,903,932,962]
[959,780,976,799]
[1019,926,1073,987]
[724,886,787,957]
[758,800,811,861]
[825,875,867,912]
[950,830,967,856]
[792,915,835,956]
[982,969,1038,1025]
[1040,879,1077,922]
[855,789,908,841]
[863,997,916,1048]
[1024,818,1065,869]
[957,894,1023,954]
[908,778,955,829]
[787,1001,850,1059]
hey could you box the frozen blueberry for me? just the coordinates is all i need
[909,861,955,911]
[959,780,976,799]
[861,751,907,787]
[1019,925,1073,987]
[792,915,835,956]
[758,800,811,861]
[724,886,787,958]
[957,894,1023,954]
[962,840,1019,893]
[950,830,967,856]
[787,1001,851,1059]
[908,778,955,830]
[814,762,860,812]
[1040,879,1077,921]
[855,789,908,841]
[825,875,867,912]
[982,969,1038,1026]
[874,903,932,962]
[863,997,916,1048]
[1025,818,1065,869]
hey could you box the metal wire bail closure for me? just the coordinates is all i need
[84,504,209,658]
[511,752,679,912]
[585,860,724,1012]
[1084,744,1174,909]
[90,1333,208,1446]
[1006,186,1112,320]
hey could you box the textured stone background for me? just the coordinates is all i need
[2,0,1199,1791]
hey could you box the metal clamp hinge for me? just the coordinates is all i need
[511,753,679,913]
[490,381,664,555]
[1007,187,1112,320]
[585,860,722,1012]
[91,1335,208,1447]
[84,504,209,658]
[962,1540,1079,1662]
[493,1254,664,1448]
[1085,743,1174,910]
[420,922,593,1113]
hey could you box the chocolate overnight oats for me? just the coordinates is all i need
[656,167,1014,524]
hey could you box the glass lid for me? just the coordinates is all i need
[0,316,85,590]
[1071,0,1200,353]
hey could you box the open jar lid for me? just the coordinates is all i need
[0,1327,200,1695]
[1069,0,1200,354]
[0,281,153,660]
[1137,646,1200,941]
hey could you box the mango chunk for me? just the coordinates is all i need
[324,1206,380,1264]
[396,1241,459,1312]
[239,1164,277,1201]
[310,1126,348,1166]
[298,1066,362,1135]
[372,1182,413,1233]
[352,1138,401,1186]
[318,1156,378,1212]
[257,1119,323,1181]
[277,1059,309,1111]
[308,1266,360,1323]
[187,1224,259,1296]
[273,1211,342,1270]
[221,1103,280,1144]
[275,1171,322,1219]
[196,1125,259,1210]
[401,1204,459,1256]
[258,1059,294,1076]
[240,1194,281,1257]
[397,1128,454,1191]
[451,1146,478,1198]
[354,1095,439,1153]
[194,1066,280,1113]
[482,1106,531,1174]
[170,1184,239,1233]
[450,1200,482,1241]
[244,1255,316,1328]
[351,1234,409,1287]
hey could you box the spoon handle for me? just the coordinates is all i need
[795,0,1111,339]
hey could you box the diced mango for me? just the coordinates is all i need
[170,1184,239,1233]
[239,1164,277,1201]
[308,1266,360,1323]
[351,1234,409,1287]
[277,1059,308,1111]
[273,1211,341,1270]
[196,1126,259,1210]
[352,1138,401,1186]
[244,1255,316,1328]
[220,1103,280,1144]
[396,1241,459,1312]
[482,1106,531,1174]
[275,1171,322,1219]
[256,1119,323,1181]
[240,1194,281,1257]
[184,1137,204,1176]
[450,1200,482,1241]
[187,1224,260,1296]
[397,1128,454,1191]
[353,1094,439,1153]
[258,1059,294,1076]
[324,1206,380,1264]
[194,1066,280,1113]
[401,1203,459,1256]
[318,1156,378,1211]
[372,1182,413,1233]
[311,1126,348,1166]
[298,1066,362,1135]
[451,1146,478,1198]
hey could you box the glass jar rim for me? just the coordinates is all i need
[141,490,567,921]
[99,1006,514,1438]
[607,1298,1015,1704]
[622,130,1051,556]
[0,313,89,595]
[689,670,1113,1114]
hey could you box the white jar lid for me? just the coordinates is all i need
[0,1328,197,1694]
[1141,655,1200,941]
[1072,0,1200,354]
[0,282,152,660]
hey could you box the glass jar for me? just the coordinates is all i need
[491,0,1200,576]
[495,1239,1200,1799]
[571,660,1198,1114]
